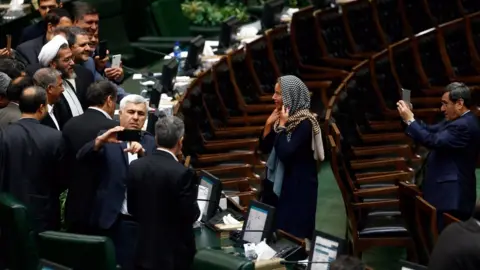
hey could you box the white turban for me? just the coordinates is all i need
[38,35,69,67]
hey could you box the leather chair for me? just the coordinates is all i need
[192,248,254,270]
[401,0,434,34]
[37,231,117,270]
[0,193,39,270]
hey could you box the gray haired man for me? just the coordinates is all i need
[33,68,64,129]
[0,72,11,108]
[127,113,200,270]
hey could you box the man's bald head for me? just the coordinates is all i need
[19,86,47,114]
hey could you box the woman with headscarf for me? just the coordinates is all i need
[259,75,324,240]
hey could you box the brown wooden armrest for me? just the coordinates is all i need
[421,87,444,96]
[197,164,254,177]
[304,80,332,90]
[204,138,258,151]
[369,122,403,131]
[352,144,413,158]
[300,64,350,74]
[302,72,345,81]
[214,126,264,138]
[237,191,257,206]
[196,151,255,164]
[277,229,306,247]
[356,172,412,185]
[320,57,361,67]
[350,157,409,171]
[352,199,399,209]
[349,52,375,60]
[243,104,277,114]
[452,76,480,84]
[259,95,272,103]
[354,186,399,197]
[355,170,405,178]
[360,132,411,143]
[227,114,269,125]
[225,195,247,213]
[411,108,441,117]
[411,97,440,107]
[221,178,251,191]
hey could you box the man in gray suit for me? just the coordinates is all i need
[0,76,34,127]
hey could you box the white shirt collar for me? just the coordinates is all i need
[156,147,178,161]
[88,107,112,120]
[47,104,54,113]
[461,110,470,116]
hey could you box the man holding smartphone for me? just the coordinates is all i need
[397,82,480,230]
[76,94,155,270]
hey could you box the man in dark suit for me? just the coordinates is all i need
[33,68,64,130]
[76,94,155,270]
[19,0,61,43]
[397,82,480,226]
[62,80,118,234]
[428,202,480,270]
[28,35,95,128]
[0,76,34,127]
[1,86,66,232]
[16,8,72,65]
[127,113,200,270]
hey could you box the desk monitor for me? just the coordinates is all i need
[219,16,239,50]
[161,57,179,95]
[261,0,284,31]
[197,170,222,222]
[241,200,275,244]
[39,259,72,270]
[399,260,428,270]
[308,230,346,270]
[184,35,205,73]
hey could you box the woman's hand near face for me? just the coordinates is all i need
[279,105,289,126]
[266,109,279,126]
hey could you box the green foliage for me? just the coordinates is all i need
[181,0,250,26]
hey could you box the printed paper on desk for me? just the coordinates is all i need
[197,185,209,221]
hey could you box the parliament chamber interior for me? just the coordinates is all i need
[1,0,480,269]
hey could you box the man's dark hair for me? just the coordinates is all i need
[53,26,70,36]
[0,59,24,80]
[44,8,72,30]
[66,26,89,46]
[39,0,62,3]
[329,255,365,270]
[7,76,34,102]
[71,1,98,21]
[19,86,47,114]
[85,80,117,107]
[445,82,472,107]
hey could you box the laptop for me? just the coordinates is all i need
[39,259,72,270]
[399,260,428,270]
[307,230,346,270]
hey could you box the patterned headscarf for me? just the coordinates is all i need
[273,75,321,141]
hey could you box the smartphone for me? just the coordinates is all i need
[111,54,122,68]
[6,35,11,51]
[402,88,411,105]
[96,40,108,59]
[117,129,142,142]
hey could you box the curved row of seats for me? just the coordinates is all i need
[176,0,480,265]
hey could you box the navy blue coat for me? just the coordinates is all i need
[406,112,480,215]
[260,119,318,239]
[76,132,156,229]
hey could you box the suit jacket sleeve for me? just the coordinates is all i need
[126,163,138,217]
[406,120,470,149]
[275,120,312,163]
[177,169,200,224]
[54,135,68,191]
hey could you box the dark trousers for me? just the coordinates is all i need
[101,215,139,270]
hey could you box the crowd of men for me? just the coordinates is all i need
[0,1,200,270]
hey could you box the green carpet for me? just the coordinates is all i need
[316,162,480,269]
